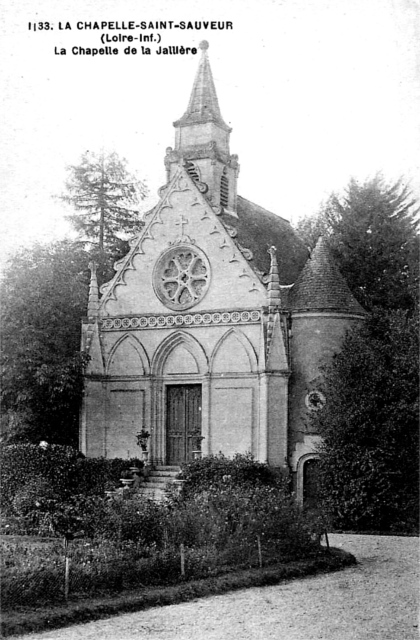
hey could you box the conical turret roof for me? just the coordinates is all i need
[289,237,366,314]
[173,41,231,132]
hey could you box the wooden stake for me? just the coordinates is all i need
[257,536,263,568]
[64,538,70,602]
[180,543,185,577]
[324,530,330,553]
[65,556,70,601]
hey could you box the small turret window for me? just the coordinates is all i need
[220,169,229,208]
[184,161,200,183]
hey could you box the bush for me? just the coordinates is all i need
[0,444,80,510]
[0,444,147,535]
[178,453,281,498]
[98,498,167,545]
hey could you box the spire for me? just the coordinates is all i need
[290,237,367,314]
[266,312,289,371]
[167,41,238,213]
[173,41,231,132]
[267,246,281,309]
[87,261,99,319]
[266,246,283,358]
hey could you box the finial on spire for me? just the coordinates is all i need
[199,40,209,51]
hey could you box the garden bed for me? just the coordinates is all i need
[0,547,355,638]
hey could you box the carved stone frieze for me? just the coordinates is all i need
[101,309,261,331]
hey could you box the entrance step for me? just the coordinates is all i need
[137,466,182,502]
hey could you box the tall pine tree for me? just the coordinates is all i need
[61,150,148,283]
[296,175,419,311]
[296,175,419,531]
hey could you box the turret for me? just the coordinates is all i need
[288,237,367,477]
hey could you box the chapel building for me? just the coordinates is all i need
[80,41,366,500]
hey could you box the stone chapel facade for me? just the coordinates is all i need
[80,41,366,499]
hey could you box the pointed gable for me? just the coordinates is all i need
[97,167,267,316]
[289,237,367,315]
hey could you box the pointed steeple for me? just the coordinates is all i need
[290,237,366,315]
[173,41,230,132]
[87,261,99,319]
[166,41,239,214]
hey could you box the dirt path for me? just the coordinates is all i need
[13,535,419,640]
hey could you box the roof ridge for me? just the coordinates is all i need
[236,195,292,226]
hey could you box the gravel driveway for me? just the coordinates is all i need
[14,534,419,640]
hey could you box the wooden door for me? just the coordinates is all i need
[303,458,320,509]
[166,385,202,465]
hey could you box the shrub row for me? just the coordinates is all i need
[0,444,142,534]
[178,452,282,498]
[1,453,327,608]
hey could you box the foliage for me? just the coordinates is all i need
[60,150,147,283]
[0,447,328,610]
[167,483,318,558]
[0,444,81,511]
[0,241,91,445]
[1,538,352,616]
[1,481,322,607]
[311,310,419,531]
[41,495,109,540]
[0,154,148,447]
[0,444,143,534]
[98,498,166,544]
[178,453,281,498]
[295,174,419,311]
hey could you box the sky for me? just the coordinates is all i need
[1,0,419,271]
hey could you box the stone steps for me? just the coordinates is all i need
[137,466,182,501]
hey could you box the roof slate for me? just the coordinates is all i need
[220,196,309,285]
[288,237,367,314]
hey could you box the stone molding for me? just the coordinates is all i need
[291,311,367,320]
[101,309,261,331]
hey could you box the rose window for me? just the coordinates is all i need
[153,245,211,310]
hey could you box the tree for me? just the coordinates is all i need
[0,241,90,446]
[295,175,419,311]
[60,150,148,282]
[312,310,419,532]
